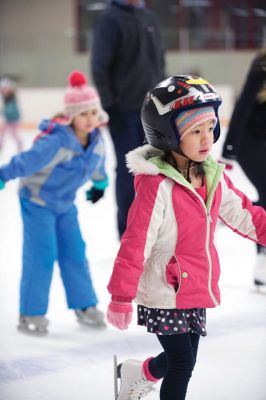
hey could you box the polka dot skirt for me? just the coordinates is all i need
[137,305,207,336]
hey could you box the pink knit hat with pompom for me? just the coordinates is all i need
[64,71,108,125]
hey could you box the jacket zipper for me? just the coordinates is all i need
[171,180,219,306]
[196,194,219,306]
[150,157,224,306]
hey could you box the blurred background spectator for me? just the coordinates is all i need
[0,77,22,153]
[1,1,265,89]
[90,0,165,238]
[1,1,265,123]
[221,48,266,287]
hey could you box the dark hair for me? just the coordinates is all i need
[162,151,205,183]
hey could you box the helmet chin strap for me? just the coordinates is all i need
[175,146,198,183]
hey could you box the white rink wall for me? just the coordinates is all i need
[0,86,234,128]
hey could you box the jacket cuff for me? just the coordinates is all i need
[92,176,109,190]
[0,178,5,189]
[111,295,133,303]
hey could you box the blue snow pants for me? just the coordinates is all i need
[19,198,98,316]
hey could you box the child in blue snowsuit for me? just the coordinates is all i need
[0,71,109,335]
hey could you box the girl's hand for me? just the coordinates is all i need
[86,187,104,203]
[107,301,133,330]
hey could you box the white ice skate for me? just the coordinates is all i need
[254,253,266,287]
[75,307,106,328]
[17,315,49,336]
[114,356,156,400]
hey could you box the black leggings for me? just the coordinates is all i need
[149,333,200,400]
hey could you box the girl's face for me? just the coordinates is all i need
[72,108,99,135]
[178,119,215,162]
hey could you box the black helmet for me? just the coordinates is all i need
[141,75,222,152]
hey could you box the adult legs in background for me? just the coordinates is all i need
[238,134,266,238]
[0,123,7,151]
[0,122,22,153]
[20,199,57,316]
[108,110,145,238]
[8,122,22,152]
[56,204,98,309]
[150,333,200,400]
[238,135,266,284]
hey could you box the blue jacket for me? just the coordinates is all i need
[0,120,108,212]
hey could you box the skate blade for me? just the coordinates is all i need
[77,319,107,329]
[114,355,121,399]
[114,355,118,400]
[254,281,266,295]
[17,324,48,337]
[254,279,266,286]
[113,355,123,399]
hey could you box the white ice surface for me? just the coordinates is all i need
[0,128,265,400]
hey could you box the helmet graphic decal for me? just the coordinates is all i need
[186,77,209,84]
[151,86,198,115]
[151,85,220,115]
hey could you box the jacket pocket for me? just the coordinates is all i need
[166,256,181,293]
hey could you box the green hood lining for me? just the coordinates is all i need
[149,155,225,211]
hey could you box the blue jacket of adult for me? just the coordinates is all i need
[91,0,165,111]
[0,119,108,213]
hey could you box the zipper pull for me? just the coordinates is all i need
[208,213,213,223]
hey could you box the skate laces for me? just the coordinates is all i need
[128,377,156,399]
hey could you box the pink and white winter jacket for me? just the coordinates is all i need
[108,146,266,309]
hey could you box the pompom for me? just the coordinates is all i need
[68,71,87,87]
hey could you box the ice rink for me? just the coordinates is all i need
[0,127,265,400]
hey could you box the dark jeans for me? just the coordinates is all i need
[149,333,200,400]
[108,110,145,238]
[238,134,266,254]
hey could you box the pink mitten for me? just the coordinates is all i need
[107,301,133,330]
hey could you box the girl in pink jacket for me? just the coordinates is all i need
[106,76,266,400]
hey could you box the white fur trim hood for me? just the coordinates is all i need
[126,145,164,176]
